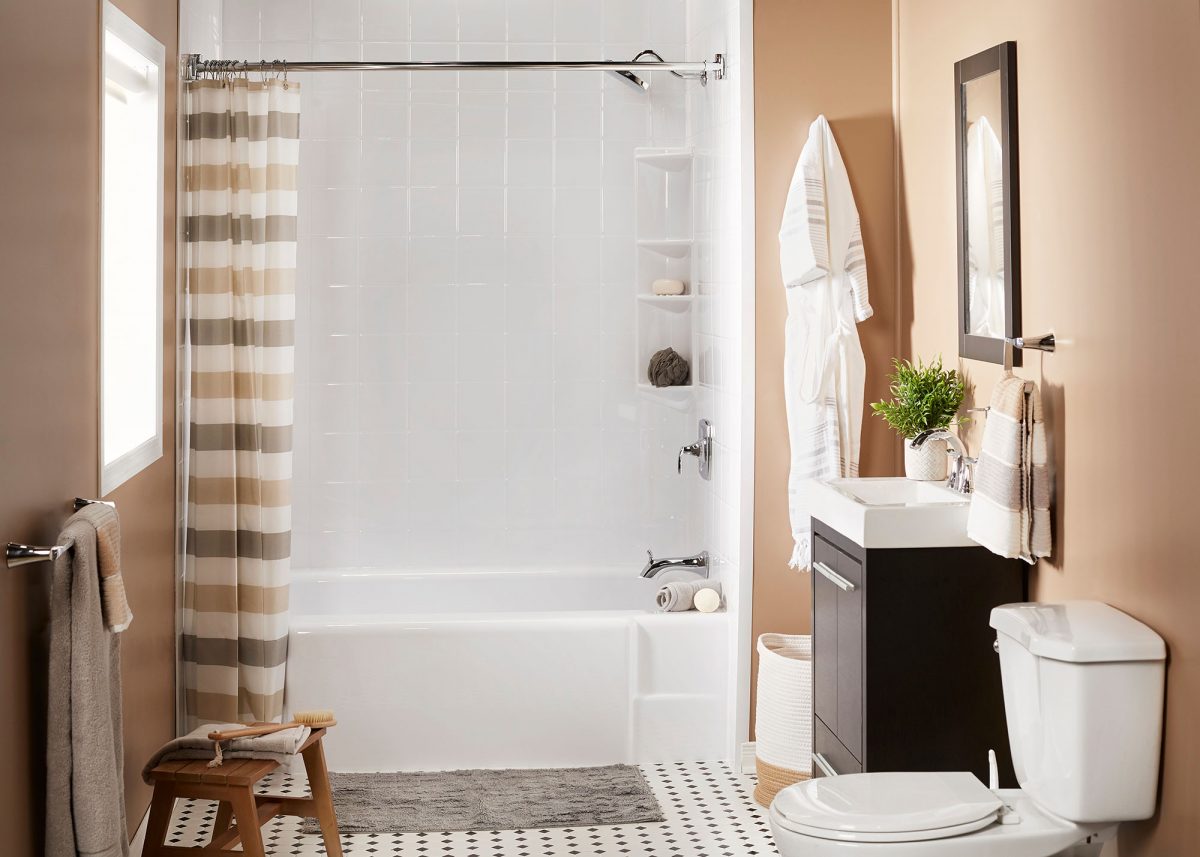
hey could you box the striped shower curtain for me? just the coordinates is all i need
[181,77,300,728]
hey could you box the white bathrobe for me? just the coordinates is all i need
[779,115,872,570]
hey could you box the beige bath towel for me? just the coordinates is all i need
[73,502,133,632]
[967,373,1051,562]
[46,516,129,857]
[141,723,312,784]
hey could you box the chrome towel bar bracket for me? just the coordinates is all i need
[1002,332,1055,372]
[6,543,70,568]
[7,498,114,568]
[1006,333,1055,353]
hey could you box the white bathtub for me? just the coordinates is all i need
[286,567,729,772]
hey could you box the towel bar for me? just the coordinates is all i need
[6,498,115,567]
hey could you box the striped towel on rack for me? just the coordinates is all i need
[967,374,1051,563]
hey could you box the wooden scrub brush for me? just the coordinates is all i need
[208,709,337,742]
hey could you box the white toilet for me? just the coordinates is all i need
[769,601,1166,856]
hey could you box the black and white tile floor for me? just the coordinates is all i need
[160,760,779,855]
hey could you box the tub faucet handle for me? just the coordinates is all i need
[677,419,713,479]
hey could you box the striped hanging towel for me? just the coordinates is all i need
[967,374,1051,562]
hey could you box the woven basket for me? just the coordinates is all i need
[753,633,812,807]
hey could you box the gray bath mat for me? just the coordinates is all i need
[300,765,664,833]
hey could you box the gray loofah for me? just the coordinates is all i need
[647,347,690,387]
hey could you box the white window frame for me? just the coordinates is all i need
[99,1,165,495]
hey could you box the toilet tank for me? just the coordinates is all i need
[990,602,1166,823]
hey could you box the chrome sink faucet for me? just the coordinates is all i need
[640,549,710,579]
[910,429,976,494]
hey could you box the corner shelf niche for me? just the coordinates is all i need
[634,147,695,411]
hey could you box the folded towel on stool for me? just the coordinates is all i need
[141,723,311,783]
[657,580,723,612]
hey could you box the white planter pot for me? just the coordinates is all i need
[904,436,948,481]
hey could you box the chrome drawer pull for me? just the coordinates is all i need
[813,752,839,777]
[813,561,856,592]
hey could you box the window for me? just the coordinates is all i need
[100,2,165,494]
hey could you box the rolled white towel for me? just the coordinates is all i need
[656,580,723,612]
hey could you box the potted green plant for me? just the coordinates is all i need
[870,357,966,481]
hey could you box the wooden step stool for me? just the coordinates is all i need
[143,727,341,857]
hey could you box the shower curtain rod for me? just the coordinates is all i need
[183,52,725,86]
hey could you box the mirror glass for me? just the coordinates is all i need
[963,71,1005,339]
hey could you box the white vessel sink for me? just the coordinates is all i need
[811,477,974,549]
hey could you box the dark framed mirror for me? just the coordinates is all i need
[955,41,1020,365]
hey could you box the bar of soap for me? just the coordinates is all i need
[694,588,721,613]
[652,278,686,296]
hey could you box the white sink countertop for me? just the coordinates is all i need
[811,477,975,549]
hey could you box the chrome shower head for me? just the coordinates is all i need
[611,69,651,92]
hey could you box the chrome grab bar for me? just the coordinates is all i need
[813,753,839,777]
[813,561,856,592]
[7,498,114,568]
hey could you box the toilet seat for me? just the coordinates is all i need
[770,787,1111,857]
[772,772,1003,843]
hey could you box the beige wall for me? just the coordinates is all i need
[751,0,899,731]
[896,0,1200,852]
[0,0,178,849]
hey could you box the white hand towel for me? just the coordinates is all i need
[967,374,1051,563]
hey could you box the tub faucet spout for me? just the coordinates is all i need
[640,549,709,579]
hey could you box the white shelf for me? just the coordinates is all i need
[637,294,694,305]
[636,383,697,412]
[637,239,693,259]
[634,147,695,172]
[635,148,695,412]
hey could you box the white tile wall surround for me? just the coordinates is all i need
[209,0,728,571]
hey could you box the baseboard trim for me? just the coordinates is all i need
[740,741,756,775]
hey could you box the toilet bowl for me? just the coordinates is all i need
[769,602,1165,857]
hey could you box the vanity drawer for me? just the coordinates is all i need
[814,715,862,778]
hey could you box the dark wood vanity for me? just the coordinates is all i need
[810,517,1026,787]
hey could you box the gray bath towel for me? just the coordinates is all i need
[46,516,129,857]
[141,723,312,783]
[656,580,722,612]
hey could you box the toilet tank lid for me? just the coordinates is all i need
[990,602,1166,663]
